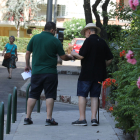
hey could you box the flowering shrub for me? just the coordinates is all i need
[137,77,140,89]
[109,106,113,111]
[126,50,137,64]
[120,50,126,57]
[63,18,86,40]
[119,50,137,65]
[101,78,117,89]
[111,7,140,137]
[129,0,139,10]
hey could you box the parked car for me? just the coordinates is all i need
[67,38,85,54]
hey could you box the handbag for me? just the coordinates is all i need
[4,45,15,59]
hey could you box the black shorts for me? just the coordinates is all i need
[77,80,101,97]
[29,74,58,100]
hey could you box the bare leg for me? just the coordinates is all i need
[9,68,12,78]
[79,96,86,120]
[91,97,98,120]
[46,98,54,119]
[26,98,37,118]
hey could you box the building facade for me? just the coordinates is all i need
[0,0,129,38]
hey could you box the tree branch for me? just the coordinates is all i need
[92,0,102,27]
[83,0,93,24]
[102,0,110,25]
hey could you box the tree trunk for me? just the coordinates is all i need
[83,0,93,24]
[17,21,20,38]
[92,0,110,40]
[102,0,110,40]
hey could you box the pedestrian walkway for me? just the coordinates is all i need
[4,101,132,140]
[1,55,133,140]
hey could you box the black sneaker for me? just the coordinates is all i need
[91,119,98,126]
[72,119,87,126]
[24,118,33,125]
[45,118,58,126]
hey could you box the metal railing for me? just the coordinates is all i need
[0,84,41,140]
[12,87,17,123]
[26,83,41,114]
[6,94,12,134]
[0,87,17,139]
[0,102,4,140]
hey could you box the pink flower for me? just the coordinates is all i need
[126,50,137,64]
[129,0,137,10]
[126,50,134,59]
[137,77,140,89]
[127,58,137,64]
[133,0,139,6]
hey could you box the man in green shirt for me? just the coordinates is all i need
[24,22,74,125]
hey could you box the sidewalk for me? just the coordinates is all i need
[4,101,132,140]
[5,59,133,140]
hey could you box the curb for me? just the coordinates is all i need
[57,70,80,75]
[19,73,105,108]
[19,88,102,108]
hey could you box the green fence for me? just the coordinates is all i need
[0,85,41,140]
[0,102,4,140]
[0,87,18,139]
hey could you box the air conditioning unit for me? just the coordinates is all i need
[26,28,32,35]
[26,27,36,35]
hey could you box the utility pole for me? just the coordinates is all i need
[46,0,53,22]
[54,0,57,24]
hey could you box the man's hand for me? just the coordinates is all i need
[106,59,112,67]
[25,66,32,72]
[71,50,78,56]
[2,53,4,56]
[69,55,75,60]
[71,50,84,60]
[60,54,75,61]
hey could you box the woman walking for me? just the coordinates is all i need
[2,36,18,79]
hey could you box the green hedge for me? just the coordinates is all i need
[0,36,70,53]
[63,40,70,52]
[106,25,122,41]
[63,18,86,40]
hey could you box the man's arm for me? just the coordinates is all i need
[60,54,74,61]
[71,50,84,60]
[25,51,32,72]
[106,59,112,67]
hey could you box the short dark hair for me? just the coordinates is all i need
[9,36,15,42]
[44,22,56,31]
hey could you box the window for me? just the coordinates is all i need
[76,40,85,45]
[37,4,46,18]
[57,5,67,17]
[9,31,24,38]
[36,4,67,18]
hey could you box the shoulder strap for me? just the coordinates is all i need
[10,45,15,53]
